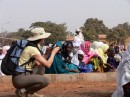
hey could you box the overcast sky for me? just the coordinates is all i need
[0,0,130,33]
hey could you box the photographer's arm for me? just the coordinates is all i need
[34,47,60,68]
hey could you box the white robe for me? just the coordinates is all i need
[71,50,84,66]
[112,43,130,97]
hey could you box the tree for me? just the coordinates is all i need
[81,18,109,41]
[7,28,28,39]
[31,21,68,45]
[106,22,130,45]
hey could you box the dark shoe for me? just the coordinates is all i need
[15,89,27,97]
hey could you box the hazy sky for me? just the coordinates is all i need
[0,0,130,33]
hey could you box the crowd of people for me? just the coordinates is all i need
[43,28,125,74]
[0,28,126,75]
[0,27,127,97]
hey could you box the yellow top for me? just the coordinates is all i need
[19,46,41,71]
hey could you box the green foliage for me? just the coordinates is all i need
[106,22,130,45]
[6,28,31,39]
[2,19,130,46]
[31,21,68,44]
[82,18,109,41]
[4,21,68,45]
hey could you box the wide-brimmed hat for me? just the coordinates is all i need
[27,27,51,41]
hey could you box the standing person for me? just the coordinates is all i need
[75,28,84,42]
[73,28,84,53]
[12,27,60,97]
[112,43,130,97]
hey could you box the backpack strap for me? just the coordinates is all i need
[26,41,43,55]
[18,41,43,71]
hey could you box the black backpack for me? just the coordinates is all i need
[1,40,42,75]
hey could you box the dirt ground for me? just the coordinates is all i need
[0,81,116,97]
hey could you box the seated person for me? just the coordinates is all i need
[71,50,93,73]
[100,44,115,72]
[107,48,119,69]
[61,41,74,63]
[45,41,78,74]
[62,41,79,73]
[79,41,97,65]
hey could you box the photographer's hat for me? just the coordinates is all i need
[27,27,51,41]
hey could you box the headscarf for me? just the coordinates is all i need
[79,41,91,55]
[94,43,109,64]
[100,44,109,54]
[90,41,99,53]
[52,41,63,49]
[71,50,84,66]
[45,41,69,74]
[97,42,104,48]
[61,41,73,59]
[79,41,96,64]
[112,43,130,97]
[91,41,99,49]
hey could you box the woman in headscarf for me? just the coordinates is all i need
[61,41,74,64]
[95,43,109,64]
[99,43,116,72]
[45,41,69,74]
[112,43,130,97]
[90,41,99,52]
[79,41,96,65]
[61,41,79,73]
[46,41,78,74]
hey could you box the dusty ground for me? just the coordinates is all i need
[0,81,116,97]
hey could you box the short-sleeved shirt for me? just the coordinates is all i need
[18,46,41,71]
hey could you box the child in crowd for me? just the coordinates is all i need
[71,50,93,73]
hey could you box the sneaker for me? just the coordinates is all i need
[28,92,44,97]
[15,89,27,97]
